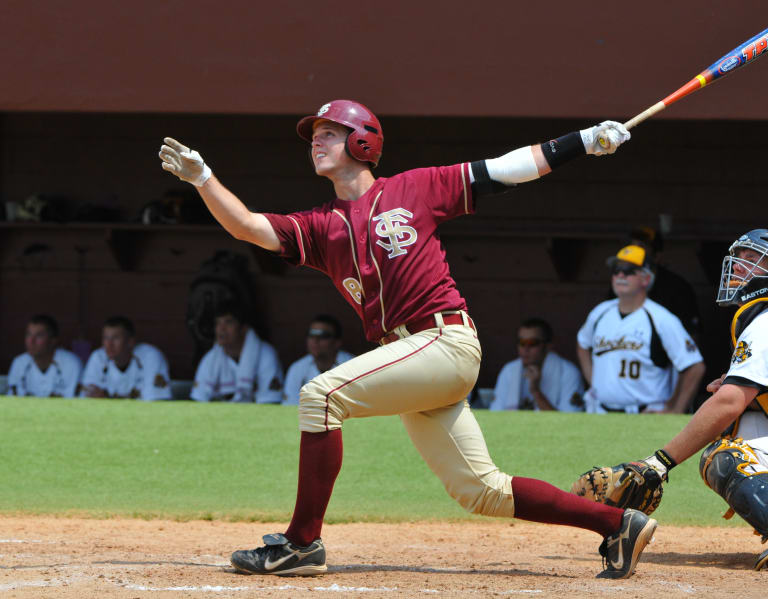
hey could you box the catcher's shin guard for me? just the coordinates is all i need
[699,438,768,537]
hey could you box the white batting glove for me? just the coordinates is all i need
[580,120,631,156]
[158,137,212,187]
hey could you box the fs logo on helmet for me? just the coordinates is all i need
[317,103,331,116]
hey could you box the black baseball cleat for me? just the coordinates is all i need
[754,547,768,570]
[231,533,327,576]
[597,508,658,579]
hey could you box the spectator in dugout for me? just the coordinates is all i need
[190,300,284,403]
[609,226,701,338]
[489,317,584,411]
[7,314,83,398]
[80,316,172,400]
[283,314,355,405]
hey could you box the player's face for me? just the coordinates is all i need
[24,323,56,360]
[311,121,355,176]
[102,326,135,365]
[306,321,341,361]
[732,248,768,280]
[611,263,650,297]
[215,314,247,354]
[517,326,548,366]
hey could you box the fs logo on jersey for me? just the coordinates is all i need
[373,208,418,258]
[732,340,753,364]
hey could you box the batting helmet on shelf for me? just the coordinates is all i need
[296,100,384,167]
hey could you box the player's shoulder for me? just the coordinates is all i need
[134,342,167,361]
[336,350,355,362]
[287,353,313,372]
[9,352,32,369]
[53,348,83,369]
[586,299,618,319]
[643,298,684,324]
[497,358,522,375]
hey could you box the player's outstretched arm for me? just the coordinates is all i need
[663,383,758,464]
[474,121,630,191]
[158,138,280,252]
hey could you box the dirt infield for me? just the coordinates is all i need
[1,516,767,598]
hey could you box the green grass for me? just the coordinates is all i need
[0,397,746,528]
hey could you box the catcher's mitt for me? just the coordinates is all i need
[570,461,665,515]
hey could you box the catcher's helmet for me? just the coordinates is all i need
[717,229,768,305]
[296,100,383,167]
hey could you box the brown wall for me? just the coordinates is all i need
[1,112,764,388]
[1,1,766,119]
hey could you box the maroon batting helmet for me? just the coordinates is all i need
[297,100,384,167]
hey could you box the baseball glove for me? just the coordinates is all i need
[570,461,666,515]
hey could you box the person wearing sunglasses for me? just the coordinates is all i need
[577,245,705,414]
[283,315,355,405]
[490,317,583,411]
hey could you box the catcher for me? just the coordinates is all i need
[573,229,768,570]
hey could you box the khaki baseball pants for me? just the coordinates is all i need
[298,320,516,518]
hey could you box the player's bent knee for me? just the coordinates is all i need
[451,470,515,518]
[297,378,345,433]
[700,438,768,536]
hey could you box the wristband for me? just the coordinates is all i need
[654,448,677,470]
[539,131,586,169]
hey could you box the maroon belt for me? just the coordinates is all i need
[380,312,475,345]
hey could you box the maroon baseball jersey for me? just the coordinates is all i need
[264,164,475,342]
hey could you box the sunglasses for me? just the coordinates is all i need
[612,264,640,276]
[308,328,335,339]
[517,338,544,347]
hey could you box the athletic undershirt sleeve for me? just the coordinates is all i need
[469,146,540,194]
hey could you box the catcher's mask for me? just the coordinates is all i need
[717,229,768,306]
[296,99,383,168]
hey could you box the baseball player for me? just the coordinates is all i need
[160,99,655,579]
[573,229,768,570]
[283,315,354,406]
[80,316,172,400]
[577,244,705,413]
[190,301,283,403]
[7,314,83,398]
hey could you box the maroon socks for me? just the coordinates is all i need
[511,476,623,537]
[284,430,343,546]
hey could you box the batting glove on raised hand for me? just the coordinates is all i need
[159,137,212,187]
[580,121,631,156]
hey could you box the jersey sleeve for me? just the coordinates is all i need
[190,351,214,402]
[80,350,105,395]
[254,343,284,404]
[59,352,83,398]
[554,361,585,412]
[7,355,25,396]
[652,307,703,372]
[725,323,768,388]
[140,347,172,401]
[413,164,475,223]
[282,359,304,406]
[490,362,515,411]
[262,209,329,272]
[577,301,613,349]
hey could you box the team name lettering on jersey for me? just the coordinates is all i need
[593,336,643,356]
[373,208,418,258]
